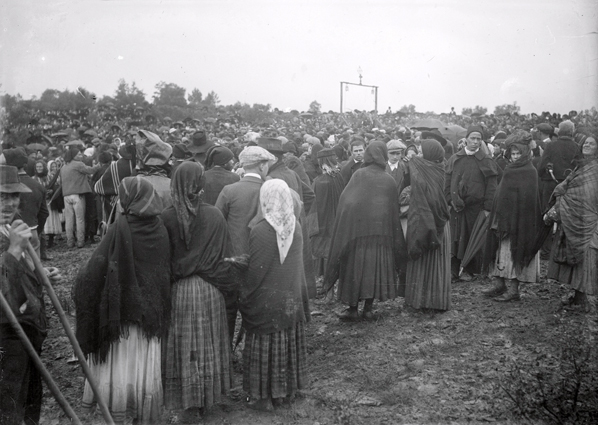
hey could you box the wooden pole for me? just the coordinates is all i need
[26,242,115,425]
[0,290,82,425]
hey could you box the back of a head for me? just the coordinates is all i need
[558,120,575,138]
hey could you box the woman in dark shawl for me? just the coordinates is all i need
[481,131,542,302]
[324,141,404,321]
[74,176,171,424]
[161,162,236,419]
[239,179,308,411]
[404,139,452,311]
[308,148,346,277]
[546,135,597,311]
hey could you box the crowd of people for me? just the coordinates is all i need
[1,106,597,424]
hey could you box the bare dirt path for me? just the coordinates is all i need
[37,240,597,424]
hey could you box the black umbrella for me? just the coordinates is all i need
[459,210,490,275]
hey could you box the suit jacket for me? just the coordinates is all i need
[215,175,263,256]
[203,166,241,206]
[340,159,363,185]
[17,173,49,229]
[386,162,407,193]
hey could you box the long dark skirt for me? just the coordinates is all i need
[243,322,307,400]
[405,224,451,311]
[337,236,399,305]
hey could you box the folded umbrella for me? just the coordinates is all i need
[460,210,490,276]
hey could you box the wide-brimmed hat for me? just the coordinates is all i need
[187,130,215,154]
[257,137,285,154]
[421,130,448,147]
[0,165,32,193]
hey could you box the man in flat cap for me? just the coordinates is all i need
[215,146,275,342]
[445,125,499,281]
[536,123,555,149]
[202,146,240,205]
[386,139,407,191]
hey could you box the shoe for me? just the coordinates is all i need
[338,307,361,322]
[247,398,274,412]
[362,310,379,321]
[77,242,85,249]
[459,271,474,282]
[481,277,506,297]
[41,255,52,261]
[494,279,520,302]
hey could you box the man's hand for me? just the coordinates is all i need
[45,267,63,285]
[483,210,490,218]
[8,220,32,260]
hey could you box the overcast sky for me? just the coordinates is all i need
[1,0,597,114]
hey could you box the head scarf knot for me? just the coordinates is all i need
[170,161,204,250]
[260,179,296,264]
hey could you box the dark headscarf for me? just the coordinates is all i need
[170,161,204,249]
[421,139,445,162]
[406,140,450,260]
[363,140,388,169]
[504,131,533,164]
[75,175,170,362]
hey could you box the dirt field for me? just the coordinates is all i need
[36,238,597,425]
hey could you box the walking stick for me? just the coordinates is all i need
[26,242,115,425]
[0,291,82,425]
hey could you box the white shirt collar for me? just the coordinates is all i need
[388,161,398,171]
[244,172,262,180]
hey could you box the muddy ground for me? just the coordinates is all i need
[36,238,597,425]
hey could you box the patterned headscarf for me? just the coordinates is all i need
[170,161,204,249]
[260,179,296,264]
[119,176,164,218]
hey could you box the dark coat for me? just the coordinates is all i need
[537,136,581,182]
[386,161,407,194]
[340,159,363,185]
[203,166,240,206]
[215,175,263,256]
[17,172,49,230]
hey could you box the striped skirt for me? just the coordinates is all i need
[405,223,451,311]
[164,275,231,410]
[243,322,307,400]
[82,324,163,424]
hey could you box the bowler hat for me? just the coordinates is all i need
[0,165,32,193]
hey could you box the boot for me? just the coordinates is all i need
[494,279,520,302]
[338,305,360,322]
[481,277,506,298]
[362,299,379,321]
[47,234,55,249]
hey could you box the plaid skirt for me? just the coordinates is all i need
[243,321,307,400]
[164,275,231,410]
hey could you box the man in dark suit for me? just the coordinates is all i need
[203,146,240,205]
[385,139,407,191]
[215,146,275,342]
[340,138,365,184]
[3,148,48,258]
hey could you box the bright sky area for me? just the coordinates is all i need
[1,0,597,114]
